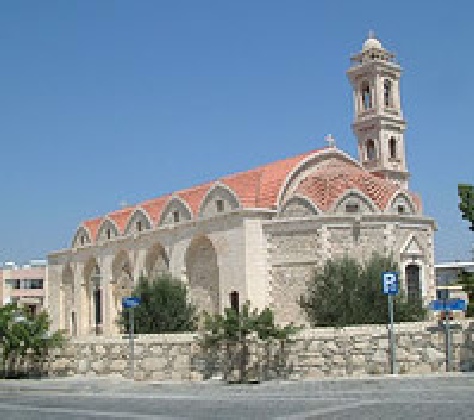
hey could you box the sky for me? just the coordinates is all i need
[0,0,472,264]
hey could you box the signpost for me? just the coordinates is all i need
[382,272,399,375]
[122,297,141,379]
[428,298,466,372]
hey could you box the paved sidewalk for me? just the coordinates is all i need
[0,373,473,419]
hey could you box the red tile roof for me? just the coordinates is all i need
[295,160,403,211]
[82,218,102,243]
[108,207,135,233]
[78,148,421,243]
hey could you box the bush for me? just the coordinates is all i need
[118,273,198,334]
[300,253,426,327]
[0,304,65,378]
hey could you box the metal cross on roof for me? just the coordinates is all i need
[324,134,336,148]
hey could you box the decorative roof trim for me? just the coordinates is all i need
[197,182,242,217]
[277,148,362,208]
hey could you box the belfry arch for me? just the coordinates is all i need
[185,236,220,315]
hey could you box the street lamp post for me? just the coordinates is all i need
[91,265,101,336]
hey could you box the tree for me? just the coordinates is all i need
[118,273,198,334]
[457,270,474,317]
[201,302,298,383]
[0,304,65,378]
[458,184,474,231]
[300,253,426,327]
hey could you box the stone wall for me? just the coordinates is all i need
[265,216,436,324]
[46,320,474,380]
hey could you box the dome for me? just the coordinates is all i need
[362,31,383,50]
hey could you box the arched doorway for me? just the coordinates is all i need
[145,244,169,281]
[83,258,103,335]
[405,264,421,302]
[61,265,75,335]
[185,236,220,315]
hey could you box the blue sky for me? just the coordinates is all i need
[0,1,472,264]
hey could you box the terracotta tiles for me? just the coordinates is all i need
[108,207,135,233]
[176,182,214,216]
[82,218,102,243]
[140,196,170,224]
[78,147,420,244]
[296,162,401,211]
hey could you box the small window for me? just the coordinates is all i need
[216,199,224,212]
[173,211,180,223]
[80,236,85,246]
[366,139,375,160]
[389,137,397,159]
[346,202,360,213]
[106,229,111,240]
[361,82,372,110]
[397,205,405,214]
[136,221,142,232]
[384,79,392,107]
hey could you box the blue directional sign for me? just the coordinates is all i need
[122,297,141,309]
[382,272,399,295]
[429,298,466,312]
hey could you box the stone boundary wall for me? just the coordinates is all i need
[47,320,474,381]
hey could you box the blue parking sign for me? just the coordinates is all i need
[382,272,399,295]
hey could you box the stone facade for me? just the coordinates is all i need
[47,34,437,336]
[46,321,474,380]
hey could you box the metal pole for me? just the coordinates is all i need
[388,294,397,374]
[445,310,451,372]
[130,307,135,379]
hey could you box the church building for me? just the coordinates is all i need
[47,34,436,336]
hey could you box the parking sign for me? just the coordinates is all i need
[382,272,399,295]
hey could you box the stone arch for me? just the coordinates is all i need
[111,250,133,329]
[279,194,320,218]
[159,196,193,226]
[61,264,75,335]
[386,191,416,215]
[145,243,170,280]
[82,257,102,335]
[185,235,220,315]
[71,226,91,248]
[124,208,152,235]
[96,218,120,242]
[331,189,378,214]
[198,183,241,218]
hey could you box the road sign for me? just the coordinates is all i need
[428,298,466,312]
[382,272,399,295]
[122,297,141,309]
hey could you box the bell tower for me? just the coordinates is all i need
[347,31,409,189]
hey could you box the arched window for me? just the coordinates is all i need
[366,139,375,160]
[384,79,392,107]
[389,137,397,159]
[405,264,421,302]
[361,82,372,110]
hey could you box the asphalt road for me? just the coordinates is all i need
[0,374,473,419]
